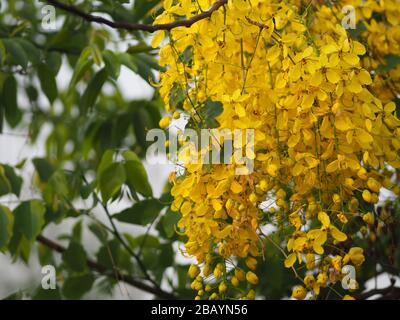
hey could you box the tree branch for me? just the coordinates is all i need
[45,0,227,33]
[355,282,400,300]
[36,235,176,300]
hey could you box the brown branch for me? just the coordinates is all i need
[45,0,227,33]
[355,282,400,300]
[36,235,176,300]
[245,16,272,30]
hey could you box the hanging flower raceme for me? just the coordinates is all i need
[153,0,400,300]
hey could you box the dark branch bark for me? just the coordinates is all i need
[355,282,400,300]
[36,235,176,300]
[45,0,227,33]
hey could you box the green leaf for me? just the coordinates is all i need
[132,0,159,21]
[124,233,160,249]
[14,200,45,241]
[348,22,367,39]
[122,150,141,162]
[90,44,103,66]
[131,53,160,84]
[71,219,83,242]
[179,46,193,65]
[0,95,3,133]
[62,241,88,272]
[46,52,62,76]
[98,162,126,202]
[3,165,23,197]
[119,53,138,73]
[62,273,95,299]
[169,82,186,110]
[377,55,400,74]
[0,40,6,65]
[200,98,224,128]
[32,158,55,182]
[15,38,41,66]
[32,287,62,300]
[88,223,108,243]
[127,43,155,54]
[123,151,153,198]
[96,241,117,270]
[158,243,174,268]
[162,210,180,238]
[80,68,108,114]
[1,75,22,128]
[69,47,93,91]
[97,150,115,177]
[2,39,28,70]
[103,50,121,80]
[0,206,14,250]
[0,165,11,196]
[113,199,164,225]
[38,63,58,104]
[80,180,96,200]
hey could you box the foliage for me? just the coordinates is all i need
[0,0,184,300]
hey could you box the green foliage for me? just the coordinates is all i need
[113,199,164,225]
[0,0,190,300]
[14,201,45,241]
[0,206,14,250]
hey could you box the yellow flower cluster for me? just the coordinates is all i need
[153,0,400,299]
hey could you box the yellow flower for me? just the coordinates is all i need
[367,178,381,193]
[248,193,258,203]
[218,282,228,293]
[209,293,219,300]
[304,275,315,288]
[292,286,307,300]
[231,276,239,287]
[332,255,342,272]
[343,295,356,300]
[338,213,348,224]
[259,179,268,191]
[246,289,256,300]
[159,116,171,128]
[332,194,341,205]
[213,265,223,279]
[284,253,297,268]
[191,280,202,291]
[362,189,372,203]
[317,273,328,287]
[362,212,375,225]
[246,271,259,285]
[343,247,365,266]
[235,268,246,281]
[245,257,257,270]
[188,264,200,278]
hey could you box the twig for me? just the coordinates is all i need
[36,235,176,299]
[45,0,227,33]
[80,174,161,291]
[355,283,400,300]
